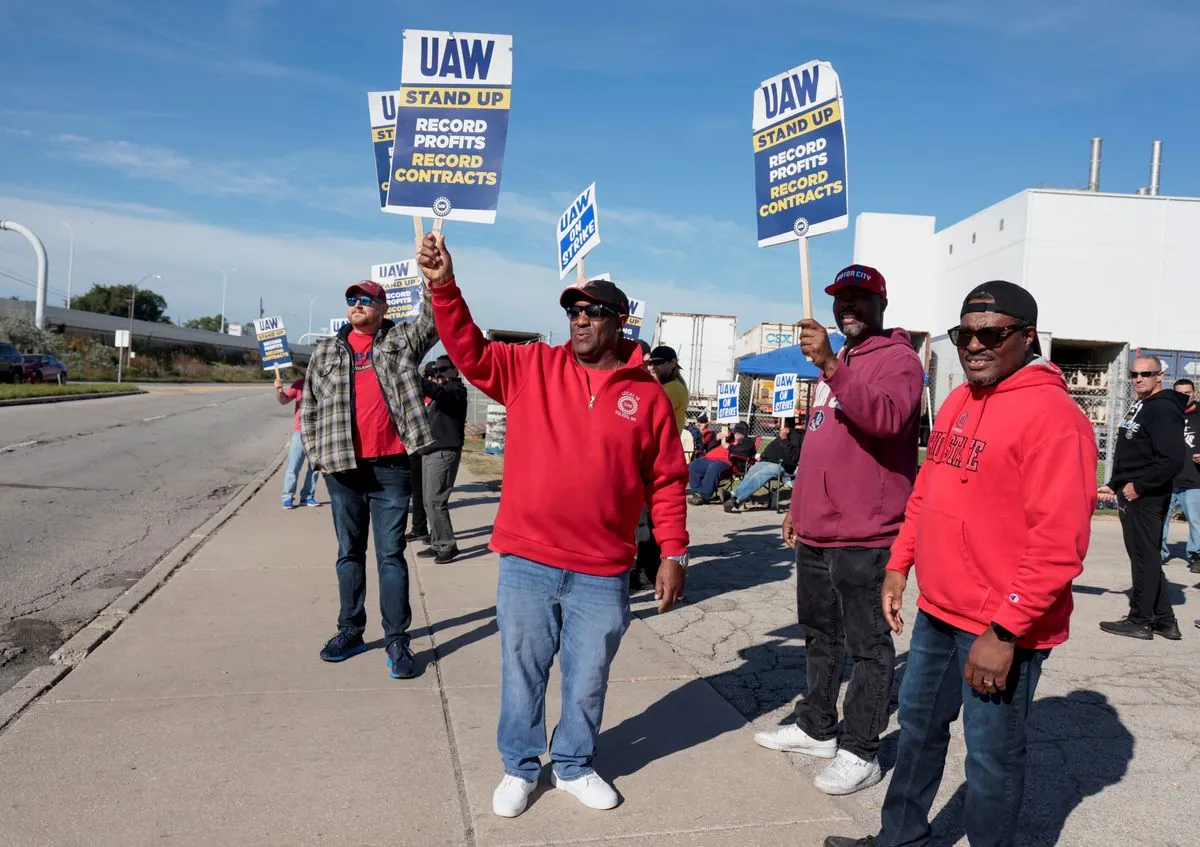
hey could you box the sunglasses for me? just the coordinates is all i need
[435,365,454,373]
[1129,370,1162,379]
[947,323,1027,350]
[346,295,379,307]
[565,303,618,320]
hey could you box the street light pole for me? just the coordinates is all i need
[217,267,237,334]
[58,220,75,307]
[120,273,161,384]
[305,294,317,340]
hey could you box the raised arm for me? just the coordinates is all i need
[406,277,439,360]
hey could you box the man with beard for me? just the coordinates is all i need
[823,280,1098,847]
[417,232,689,819]
[755,265,923,797]
[1099,354,1186,639]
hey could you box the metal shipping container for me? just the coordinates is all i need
[651,312,737,399]
[734,322,799,360]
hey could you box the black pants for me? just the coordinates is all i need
[423,448,462,554]
[1119,490,1175,625]
[633,505,660,588]
[792,543,895,760]
[409,454,427,536]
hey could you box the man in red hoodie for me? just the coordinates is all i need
[416,232,688,820]
[755,265,923,797]
[823,281,1098,847]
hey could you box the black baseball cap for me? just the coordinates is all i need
[961,280,1041,355]
[559,279,630,315]
[648,345,677,364]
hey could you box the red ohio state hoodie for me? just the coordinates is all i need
[887,360,1098,649]
[431,279,688,576]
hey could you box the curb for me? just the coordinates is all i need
[0,389,146,407]
[0,443,289,734]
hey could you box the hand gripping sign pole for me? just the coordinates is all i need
[752,59,849,323]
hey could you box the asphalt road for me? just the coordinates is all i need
[0,384,295,693]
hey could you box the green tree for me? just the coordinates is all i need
[183,315,225,332]
[70,283,171,323]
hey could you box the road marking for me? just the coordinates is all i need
[142,415,167,422]
[0,440,38,453]
[205,403,219,408]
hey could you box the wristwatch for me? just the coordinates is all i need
[665,553,689,569]
[989,622,1017,643]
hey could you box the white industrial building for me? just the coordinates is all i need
[851,139,1199,475]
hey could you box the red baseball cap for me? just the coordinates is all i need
[825,264,886,299]
[346,280,386,301]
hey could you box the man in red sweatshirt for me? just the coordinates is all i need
[755,265,923,797]
[416,232,689,820]
[823,281,1098,847]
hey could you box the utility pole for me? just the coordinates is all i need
[58,220,75,307]
[217,267,236,334]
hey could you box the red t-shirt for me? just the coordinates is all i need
[285,379,305,431]
[347,330,405,459]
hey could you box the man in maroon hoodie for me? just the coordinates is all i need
[416,232,689,820]
[823,281,1098,847]
[754,264,923,797]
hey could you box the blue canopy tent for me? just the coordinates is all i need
[736,338,845,379]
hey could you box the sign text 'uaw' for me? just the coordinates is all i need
[368,90,401,209]
[385,30,513,224]
[772,372,798,416]
[370,259,424,325]
[717,381,740,423]
[557,183,600,279]
[254,316,293,371]
[621,297,645,341]
[752,59,848,248]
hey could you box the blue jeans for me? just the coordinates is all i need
[688,458,729,500]
[283,431,320,503]
[325,458,413,646]
[1160,486,1200,560]
[731,461,782,504]
[878,611,1049,847]
[496,555,630,782]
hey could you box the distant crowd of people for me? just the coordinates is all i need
[272,239,1193,847]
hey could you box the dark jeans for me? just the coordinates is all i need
[878,611,1048,847]
[634,505,660,586]
[1119,489,1175,625]
[792,543,894,760]
[325,457,413,647]
[409,454,427,536]
[423,448,462,554]
[688,458,729,500]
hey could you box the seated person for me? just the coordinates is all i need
[688,423,754,504]
[723,416,804,511]
[685,413,717,458]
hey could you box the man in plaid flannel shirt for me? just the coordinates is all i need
[300,279,438,679]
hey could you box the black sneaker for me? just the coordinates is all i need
[434,547,460,564]
[1188,556,1200,574]
[416,547,438,559]
[387,640,417,679]
[723,493,740,513]
[1154,618,1183,641]
[1099,617,1153,640]
[320,630,367,662]
[406,530,429,542]
[824,837,875,847]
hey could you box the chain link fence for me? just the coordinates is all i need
[1059,361,1132,485]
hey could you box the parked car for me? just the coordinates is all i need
[0,342,24,383]
[21,354,68,383]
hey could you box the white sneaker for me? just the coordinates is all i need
[753,724,838,758]
[492,775,536,818]
[813,749,883,796]
[551,770,620,810]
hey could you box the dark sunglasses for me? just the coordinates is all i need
[948,323,1027,350]
[1129,369,1162,379]
[346,295,379,307]
[565,303,618,320]
[435,365,454,373]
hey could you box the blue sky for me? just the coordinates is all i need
[1,0,1198,342]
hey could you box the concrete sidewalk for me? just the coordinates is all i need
[0,469,850,846]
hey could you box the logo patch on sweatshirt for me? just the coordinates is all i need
[810,410,825,431]
[616,391,640,421]
[954,411,968,432]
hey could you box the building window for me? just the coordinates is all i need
[999,218,1005,231]
[949,244,954,255]
[972,233,976,244]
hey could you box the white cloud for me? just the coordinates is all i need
[0,193,803,342]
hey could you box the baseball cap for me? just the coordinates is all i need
[960,280,1041,355]
[825,264,887,298]
[648,345,678,363]
[346,281,386,301]
[559,279,630,315]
